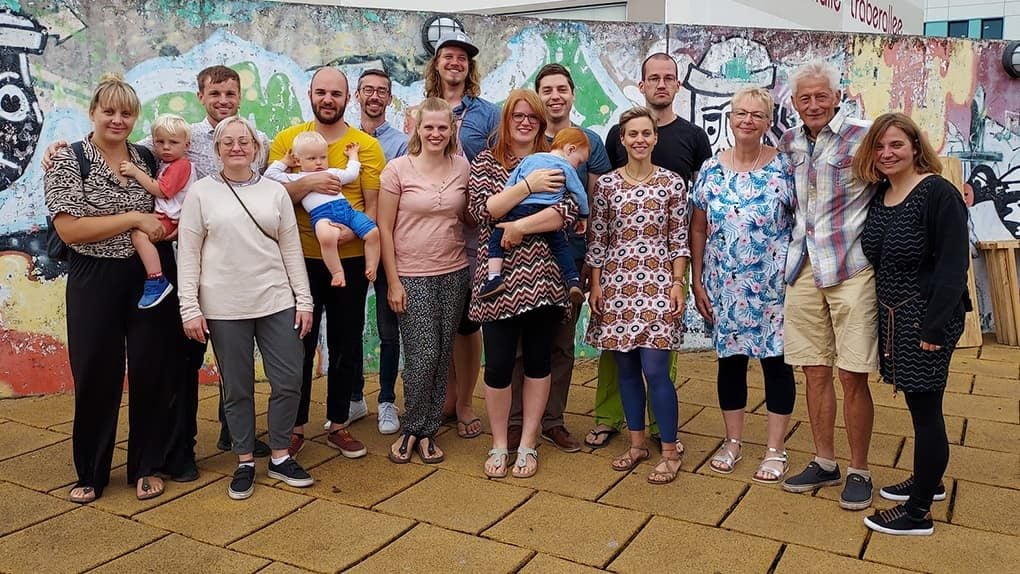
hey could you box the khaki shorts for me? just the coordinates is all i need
[784,262,879,373]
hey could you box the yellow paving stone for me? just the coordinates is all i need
[0,506,165,574]
[254,563,316,574]
[963,418,1020,453]
[0,420,70,461]
[949,356,1019,379]
[977,345,1020,363]
[971,375,1020,399]
[49,404,130,445]
[483,491,646,568]
[899,440,1020,489]
[0,481,76,537]
[90,533,270,573]
[681,409,774,446]
[679,378,766,409]
[941,392,1019,423]
[775,545,916,574]
[349,523,532,573]
[375,469,532,534]
[194,417,230,461]
[519,553,606,574]
[135,478,312,545]
[0,439,126,492]
[610,515,781,573]
[813,466,952,523]
[951,480,1020,536]
[564,384,597,415]
[864,521,1020,573]
[287,439,339,471]
[953,347,980,358]
[571,360,600,384]
[490,446,625,501]
[197,383,219,400]
[677,361,718,383]
[723,485,867,556]
[0,393,75,428]
[90,465,222,517]
[944,372,973,394]
[599,468,746,526]
[766,399,965,443]
[275,452,432,508]
[786,425,903,467]
[228,498,413,572]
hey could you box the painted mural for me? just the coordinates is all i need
[1,1,1017,395]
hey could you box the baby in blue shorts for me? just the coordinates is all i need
[266,131,379,287]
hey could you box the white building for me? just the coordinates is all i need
[923,0,1017,40]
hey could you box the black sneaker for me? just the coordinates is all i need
[267,457,314,488]
[782,461,842,493]
[253,439,271,458]
[170,466,200,483]
[864,504,934,536]
[216,425,231,451]
[478,276,506,300]
[228,465,256,500]
[567,279,584,304]
[839,472,874,510]
[880,476,947,502]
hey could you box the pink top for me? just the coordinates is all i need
[381,154,470,277]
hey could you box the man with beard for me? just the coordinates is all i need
[587,52,711,450]
[352,68,408,436]
[269,67,386,459]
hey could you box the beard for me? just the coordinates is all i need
[313,102,345,125]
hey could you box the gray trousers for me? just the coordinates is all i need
[398,269,469,437]
[208,307,304,455]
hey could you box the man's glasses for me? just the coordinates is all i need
[360,87,390,97]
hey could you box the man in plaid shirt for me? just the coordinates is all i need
[777,60,878,511]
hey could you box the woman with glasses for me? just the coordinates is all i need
[469,89,575,479]
[177,116,316,500]
[690,87,797,483]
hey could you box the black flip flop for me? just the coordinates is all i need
[137,476,164,501]
[584,427,619,449]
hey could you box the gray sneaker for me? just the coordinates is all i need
[840,472,873,510]
[782,461,842,493]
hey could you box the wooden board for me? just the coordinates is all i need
[942,157,984,348]
[977,240,1020,346]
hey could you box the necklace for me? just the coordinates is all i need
[732,145,764,172]
[624,164,654,183]
[222,169,255,183]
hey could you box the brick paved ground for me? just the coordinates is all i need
[0,336,1017,573]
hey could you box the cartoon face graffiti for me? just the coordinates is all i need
[0,11,46,189]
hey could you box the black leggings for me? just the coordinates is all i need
[717,355,795,415]
[904,389,949,514]
[482,305,562,389]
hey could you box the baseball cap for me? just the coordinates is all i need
[435,30,479,58]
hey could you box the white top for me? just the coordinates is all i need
[177,174,313,322]
[264,159,361,212]
[154,160,198,221]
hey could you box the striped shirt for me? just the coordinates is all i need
[779,109,873,288]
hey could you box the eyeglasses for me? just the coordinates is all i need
[511,112,542,125]
[220,138,253,148]
[732,109,770,122]
[360,86,390,97]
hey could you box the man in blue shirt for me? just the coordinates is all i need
[507,63,612,453]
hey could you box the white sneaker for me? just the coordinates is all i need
[345,399,369,425]
[377,402,400,435]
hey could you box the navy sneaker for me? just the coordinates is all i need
[880,476,947,502]
[782,461,842,493]
[864,504,934,536]
[267,457,314,488]
[228,465,255,500]
[478,276,506,300]
[839,472,874,510]
[138,276,173,309]
[567,278,584,304]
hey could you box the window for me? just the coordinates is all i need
[924,21,948,37]
[981,18,1003,40]
[948,20,970,38]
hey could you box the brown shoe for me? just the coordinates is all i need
[508,424,522,454]
[542,425,581,453]
[287,433,305,458]
[327,428,367,458]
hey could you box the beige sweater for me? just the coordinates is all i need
[178,175,313,322]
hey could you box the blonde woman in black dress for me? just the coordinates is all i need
[855,113,970,536]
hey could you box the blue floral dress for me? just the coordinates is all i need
[691,152,795,358]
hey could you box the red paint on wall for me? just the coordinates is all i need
[0,330,73,395]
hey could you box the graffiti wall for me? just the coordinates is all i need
[1,1,1017,395]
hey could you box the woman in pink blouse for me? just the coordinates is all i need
[378,97,471,464]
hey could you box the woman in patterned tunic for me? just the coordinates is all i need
[690,87,797,483]
[469,89,575,479]
[44,74,183,503]
[855,113,969,536]
[585,106,690,484]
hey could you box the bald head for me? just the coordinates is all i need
[309,67,349,126]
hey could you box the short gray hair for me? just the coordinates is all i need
[789,60,841,94]
[212,115,261,156]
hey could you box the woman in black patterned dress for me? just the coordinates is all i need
[855,113,970,536]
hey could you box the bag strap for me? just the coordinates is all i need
[220,172,277,243]
[70,141,89,182]
[131,143,158,177]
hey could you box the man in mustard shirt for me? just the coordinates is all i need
[269,67,385,459]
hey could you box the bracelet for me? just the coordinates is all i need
[524,179,533,194]
[671,280,686,286]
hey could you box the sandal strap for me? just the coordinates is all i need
[488,447,509,456]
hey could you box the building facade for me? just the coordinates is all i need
[924,0,1018,40]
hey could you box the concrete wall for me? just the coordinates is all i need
[1,1,1018,396]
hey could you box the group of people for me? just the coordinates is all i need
[44,29,969,537]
